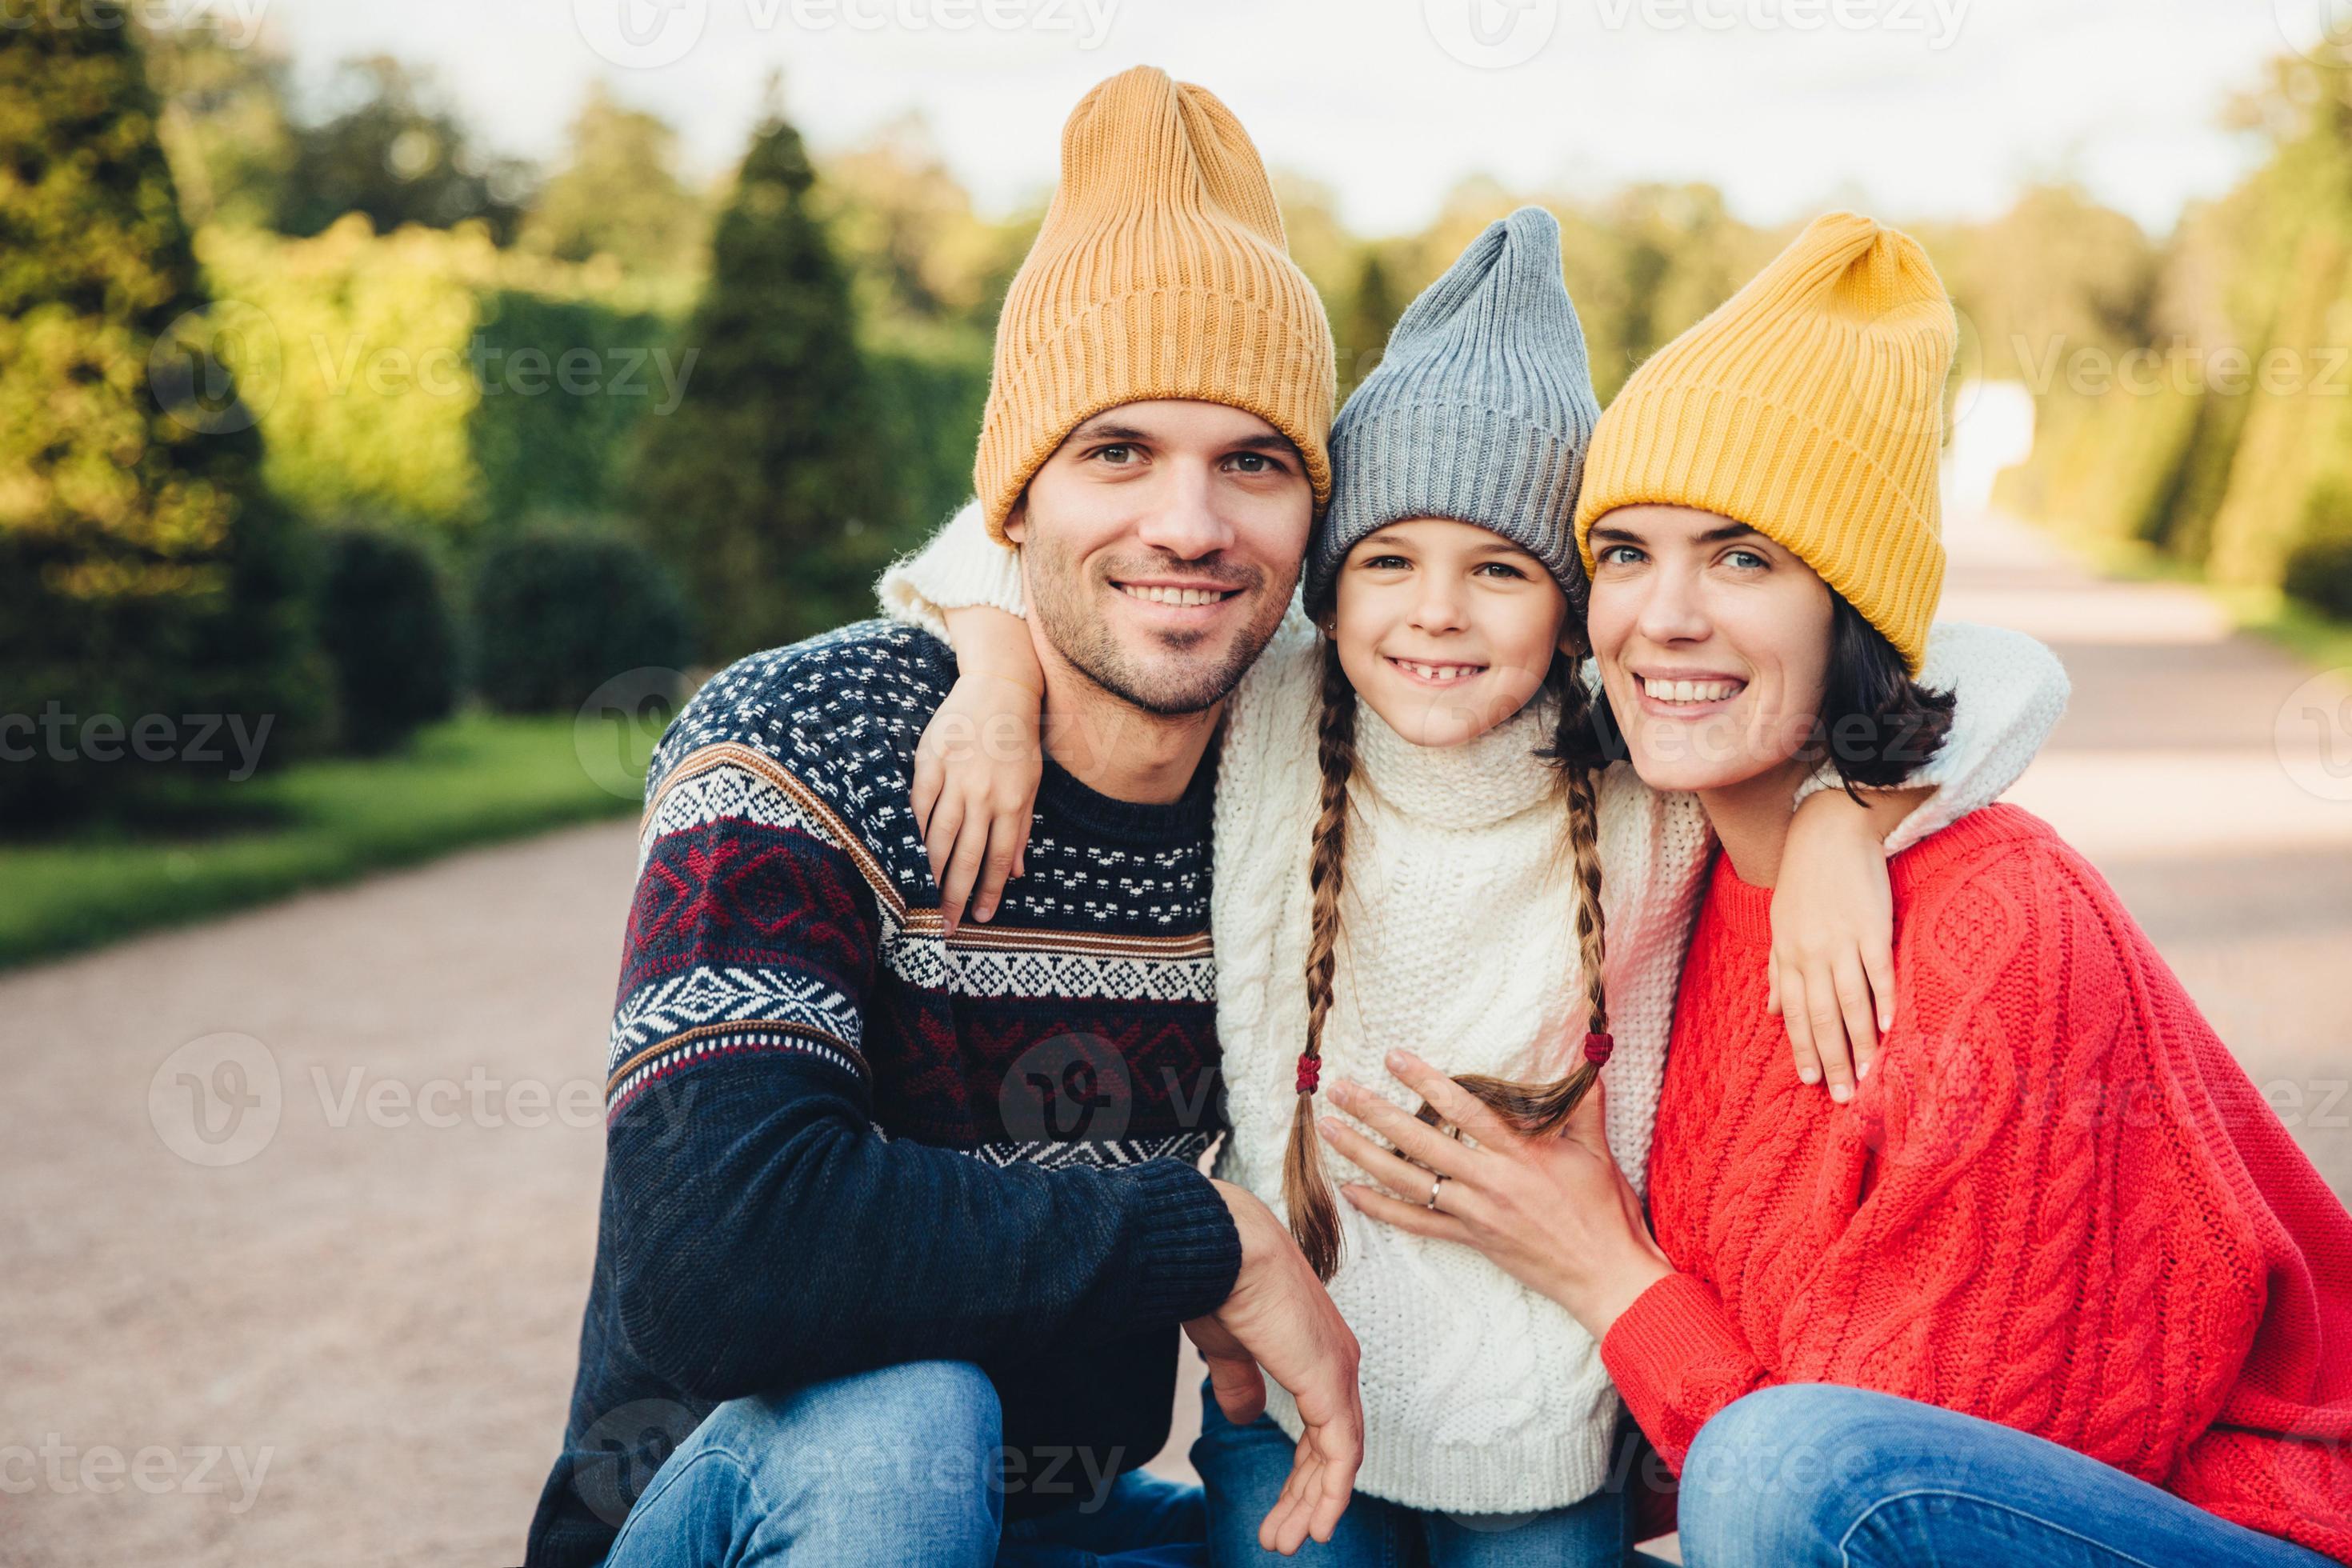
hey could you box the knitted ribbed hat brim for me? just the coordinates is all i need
[978,286,1336,534]
[1310,401,1590,613]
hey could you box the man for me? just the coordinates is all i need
[525,66,1361,1568]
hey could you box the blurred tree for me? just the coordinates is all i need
[517,82,710,281]
[0,3,326,824]
[627,90,889,659]
[1335,246,1402,397]
[1588,183,1762,398]
[1988,52,2352,612]
[279,56,536,244]
[135,14,302,230]
[1405,174,1518,302]
[1269,170,1359,308]
[2286,484,2352,618]
[1926,184,2156,385]
[818,113,1030,331]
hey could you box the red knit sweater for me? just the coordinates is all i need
[1602,805,2352,1563]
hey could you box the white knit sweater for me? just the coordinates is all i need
[878,501,2071,1514]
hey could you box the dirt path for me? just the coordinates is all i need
[5,509,2347,1564]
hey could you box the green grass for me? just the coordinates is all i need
[0,710,652,971]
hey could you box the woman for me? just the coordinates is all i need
[1322,212,2352,1566]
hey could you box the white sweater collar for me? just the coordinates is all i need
[1352,686,1562,830]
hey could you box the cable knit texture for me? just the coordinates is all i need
[876,500,2073,1514]
[1605,805,2352,1563]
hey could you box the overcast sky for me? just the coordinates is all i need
[237,0,2303,238]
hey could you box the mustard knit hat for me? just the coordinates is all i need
[1574,212,1954,673]
[974,66,1335,543]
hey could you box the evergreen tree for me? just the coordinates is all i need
[518,82,708,280]
[0,3,326,824]
[625,97,888,660]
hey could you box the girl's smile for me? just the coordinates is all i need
[1382,654,1489,688]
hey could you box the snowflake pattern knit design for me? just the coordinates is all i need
[526,618,1248,1568]
[615,618,1220,1163]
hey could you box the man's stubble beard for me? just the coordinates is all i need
[1022,526,1294,718]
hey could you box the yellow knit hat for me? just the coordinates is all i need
[1574,212,1954,673]
[974,66,1335,543]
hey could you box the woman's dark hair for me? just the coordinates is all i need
[1812,594,1957,793]
[1562,590,1956,797]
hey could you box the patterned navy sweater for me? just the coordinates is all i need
[525,620,1243,1568]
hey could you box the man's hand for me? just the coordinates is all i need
[1182,1180,1362,1554]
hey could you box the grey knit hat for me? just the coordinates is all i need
[1305,205,1599,614]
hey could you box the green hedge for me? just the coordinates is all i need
[472,529,692,716]
[193,217,693,539]
[866,320,992,549]
[315,525,459,753]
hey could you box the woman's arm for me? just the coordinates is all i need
[874,501,1045,930]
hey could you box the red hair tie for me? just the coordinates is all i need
[1583,1031,1614,1065]
[1295,1053,1321,1094]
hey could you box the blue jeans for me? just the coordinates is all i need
[1187,1378,1631,1566]
[599,1359,1209,1567]
[1676,1384,2338,1567]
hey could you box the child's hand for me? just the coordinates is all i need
[913,670,1042,933]
[1769,786,1911,1101]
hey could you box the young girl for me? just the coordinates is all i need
[1327,211,2352,1568]
[881,207,2070,1562]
